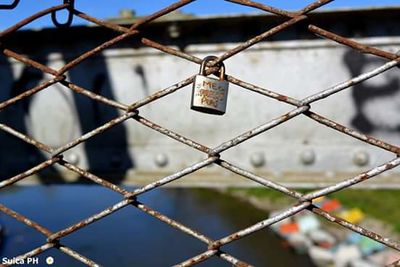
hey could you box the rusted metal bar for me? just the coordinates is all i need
[218,159,303,199]
[218,253,254,267]
[299,0,333,14]
[0,123,53,153]
[127,157,218,198]
[0,204,105,267]
[301,58,400,104]
[124,23,400,165]
[178,202,311,265]
[226,75,301,106]
[134,200,213,245]
[0,4,68,38]
[213,0,334,65]
[303,157,400,200]
[133,115,212,154]
[83,156,252,267]
[74,1,195,33]
[2,52,129,118]
[2,0,400,266]
[0,157,61,188]
[58,30,139,74]
[311,206,400,251]
[72,10,204,66]
[210,201,310,249]
[59,160,129,195]
[213,105,310,154]
[47,198,134,242]
[214,15,307,65]
[0,204,52,237]
[47,158,219,245]
[0,76,65,111]
[142,38,203,64]
[132,36,306,113]
[58,245,101,267]
[73,9,130,33]
[224,0,296,17]
[219,158,400,252]
[2,49,59,76]
[135,40,305,110]
[227,76,400,156]
[60,80,129,111]
[309,25,399,61]
[136,200,253,266]
[140,37,224,75]
[52,111,136,156]
[305,111,400,155]
[174,250,219,267]
[132,38,304,112]
[2,243,55,266]
[128,75,195,111]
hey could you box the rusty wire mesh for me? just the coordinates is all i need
[0,0,400,266]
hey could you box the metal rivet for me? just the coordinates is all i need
[155,153,168,167]
[250,152,265,167]
[300,149,315,165]
[67,153,79,164]
[353,151,369,166]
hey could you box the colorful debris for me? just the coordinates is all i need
[268,197,395,266]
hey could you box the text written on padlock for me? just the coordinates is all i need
[191,56,229,115]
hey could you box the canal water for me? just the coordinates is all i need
[0,186,314,266]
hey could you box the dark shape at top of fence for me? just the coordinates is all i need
[51,0,75,28]
[0,0,19,10]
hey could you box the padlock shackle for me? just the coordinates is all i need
[199,56,226,81]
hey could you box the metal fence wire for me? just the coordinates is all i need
[0,0,400,266]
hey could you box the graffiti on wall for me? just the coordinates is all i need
[344,49,400,135]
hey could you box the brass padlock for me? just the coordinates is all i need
[191,56,229,115]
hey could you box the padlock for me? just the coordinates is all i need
[191,56,229,115]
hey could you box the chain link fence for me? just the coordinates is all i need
[0,0,400,266]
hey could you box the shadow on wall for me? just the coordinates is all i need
[344,49,400,135]
[64,54,134,183]
[0,53,134,184]
[0,56,63,183]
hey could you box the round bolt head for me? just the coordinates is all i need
[353,151,369,166]
[250,152,265,168]
[300,149,315,165]
[155,153,168,167]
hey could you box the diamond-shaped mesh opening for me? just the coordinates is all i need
[1,0,399,266]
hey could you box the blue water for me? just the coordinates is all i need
[0,186,313,266]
